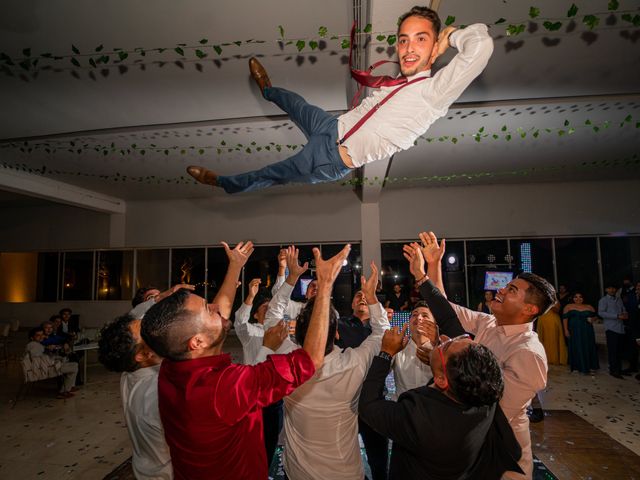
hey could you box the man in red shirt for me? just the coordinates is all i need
[141,241,351,480]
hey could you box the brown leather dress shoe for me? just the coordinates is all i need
[249,57,271,97]
[187,166,219,187]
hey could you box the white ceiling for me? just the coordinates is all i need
[0,0,639,204]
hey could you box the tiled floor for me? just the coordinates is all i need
[1,333,638,479]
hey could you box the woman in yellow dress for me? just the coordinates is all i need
[537,298,568,365]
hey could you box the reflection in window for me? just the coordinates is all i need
[171,248,206,298]
[96,251,134,300]
[136,249,170,292]
[63,252,94,300]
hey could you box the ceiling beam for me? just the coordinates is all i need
[0,168,126,214]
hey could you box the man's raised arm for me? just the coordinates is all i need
[303,245,351,369]
[264,245,308,329]
[425,23,493,112]
[214,241,254,319]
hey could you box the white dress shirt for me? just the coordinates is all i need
[263,301,389,480]
[338,24,494,167]
[120,364,172,480]
[392,340,432,399]
[233,303,266,365]
[271,274,304,321]
[450,303,547,480]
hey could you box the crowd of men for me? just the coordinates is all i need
[97,230,556,480]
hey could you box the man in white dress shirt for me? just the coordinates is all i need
[233,278,272,365]
[98,315,172,480]
[259,258,389,480]
[391,302,433,399]
[187,6,494,193]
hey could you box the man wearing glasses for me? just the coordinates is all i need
[404,233,554,480]
[358,283,522,479]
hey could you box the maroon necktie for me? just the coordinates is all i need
[348,22,408,107]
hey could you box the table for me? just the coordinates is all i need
[73,342,99,384]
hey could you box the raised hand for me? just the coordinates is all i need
[418,231,446,265]
[402,243,426,279]
[222,241,254,269]
[360,261,379,305]
[380,323,410,357]
[262,321,288,351]
[285,245,309,279]
[313,244,351,288]
[277,248,287,275]
[248,278,261,297]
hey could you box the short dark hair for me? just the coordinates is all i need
[132,286,158,307]
[446,343,504,407]
[49,314,62,323]
[28,327,44,340]
[141,289,200,362]
[98,315,139,373]
[249,294,271,324]
[397,6,441,36]
[517,273,556,318]
[412,300,430,311]
[294,298,339,356]
[59,308,72,315]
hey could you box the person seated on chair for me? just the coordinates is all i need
[98,314,172,480]
[41,319,71,355]
[26,327,79,399]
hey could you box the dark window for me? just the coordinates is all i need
[510,238,554,283]
[171,248,206,298]
[136,249,170,292]
[62,252,94,300]
[555,237,600,305]
[36,252,60,302]
[96,251,134,300]
[600,237,632,289]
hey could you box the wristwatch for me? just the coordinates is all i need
[377,351,393,362]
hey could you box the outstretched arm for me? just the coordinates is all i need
[214,241,254,319]
[264,245,308,329]
[403,243,465,337]
[303,245,351,369]
[271,248,287,295]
